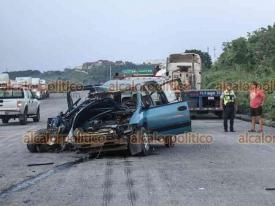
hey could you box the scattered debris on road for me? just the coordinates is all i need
[265,187,275,191]
[27,162,54,167]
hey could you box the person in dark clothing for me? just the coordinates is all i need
[220,83,236,132]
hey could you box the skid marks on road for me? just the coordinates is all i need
[124,159,137,206]
[102,160,114,206]
[102,158,138,206]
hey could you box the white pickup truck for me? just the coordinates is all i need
[0,88,40,125]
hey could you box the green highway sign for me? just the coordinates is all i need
[122,68,153,75]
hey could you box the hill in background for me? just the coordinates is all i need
[6,60,156,85]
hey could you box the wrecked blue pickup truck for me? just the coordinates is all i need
[26,79,191,156]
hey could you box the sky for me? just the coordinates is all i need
[0,0,275,72]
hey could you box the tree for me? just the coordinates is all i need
[185,49,212,69]
[217,24,275,70]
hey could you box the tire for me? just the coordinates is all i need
[36,144,50,153]
[19,109,27,125]
[1,117,9,124]
[128,127,151,156]
[165,136,176,148]
[26,144,50,153]
[138,127,151,156]
[27,144,38,153]
[26,129,51,153]
[33,107,40,122]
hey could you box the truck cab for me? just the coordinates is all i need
[166,53,223,118]
[167,53,202,90]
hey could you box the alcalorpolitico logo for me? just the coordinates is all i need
[216,80,275,92]
[129,132,213,144]
[47,80,83,92]
[239,133,275,144]
[23,131,213,145]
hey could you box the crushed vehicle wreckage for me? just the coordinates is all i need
[25,79,192,156]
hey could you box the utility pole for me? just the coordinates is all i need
[191,54,196,90]
[213,47,216,60]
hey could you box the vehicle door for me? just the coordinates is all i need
[143,80,191,135]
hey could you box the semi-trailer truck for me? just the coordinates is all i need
[166,53,223,118]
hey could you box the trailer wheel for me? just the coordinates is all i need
[2,117,9,124]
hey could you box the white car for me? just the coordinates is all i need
[0,88,40,125]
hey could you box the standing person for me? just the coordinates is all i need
[249,81,265,133]
[220,83,236,132]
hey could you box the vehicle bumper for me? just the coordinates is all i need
[189,108,223,112]
[0,109,21,117]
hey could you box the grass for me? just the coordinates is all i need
[202,67,275,120]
